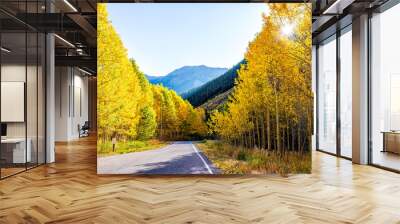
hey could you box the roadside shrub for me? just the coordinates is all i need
[197,140,311,175]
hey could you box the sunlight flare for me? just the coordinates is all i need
[281,22,295,37]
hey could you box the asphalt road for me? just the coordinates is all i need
[97,141,220,175]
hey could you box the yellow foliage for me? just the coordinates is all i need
[98,4,208,143]
[209,3,312,153]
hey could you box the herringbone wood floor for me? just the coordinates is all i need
[1,136,400,224]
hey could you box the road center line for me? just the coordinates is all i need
[191,144,213,174]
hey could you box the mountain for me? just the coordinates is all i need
[146,75,159,82]
[147,65,228,94]
[200,88,233,112]
[183,60,245,108]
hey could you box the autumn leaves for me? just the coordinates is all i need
[97,4,207,148]
[210,4,312,153]
[98,3,312,160]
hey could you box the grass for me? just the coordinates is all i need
[97,139,168,157]
[196,140,311,176]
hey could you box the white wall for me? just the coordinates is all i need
[1,65,39,137]
[1,65,27,140]
[55,67,89,141]
[72,72,89,138]
[55,66,69,141]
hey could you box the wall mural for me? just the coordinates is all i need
[97,3,312,175]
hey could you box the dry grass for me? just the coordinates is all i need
[196,140,311,176]
[97,139,168,157]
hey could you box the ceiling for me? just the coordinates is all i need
[312,0,391,43]
[2,0,397,74]
[0,0,97,74]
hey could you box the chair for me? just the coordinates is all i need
[79,121,90,138]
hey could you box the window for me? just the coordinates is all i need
[0,1,46,179]
[371,3,400,171]
[317,35,337,154]
[340,27,352,158]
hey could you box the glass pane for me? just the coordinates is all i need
[340,29,352,158]
[0,1,46,178]
[312,45,317,151]
[38,32,45,165]
[318,36,337,154]
[371,4,400,171]
[1,31,27,177]
[27,31,38,169]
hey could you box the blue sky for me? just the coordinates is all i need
[107,3,269,76]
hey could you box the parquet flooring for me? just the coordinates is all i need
[0,136,399,223]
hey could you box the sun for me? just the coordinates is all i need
[281,22,295,37]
